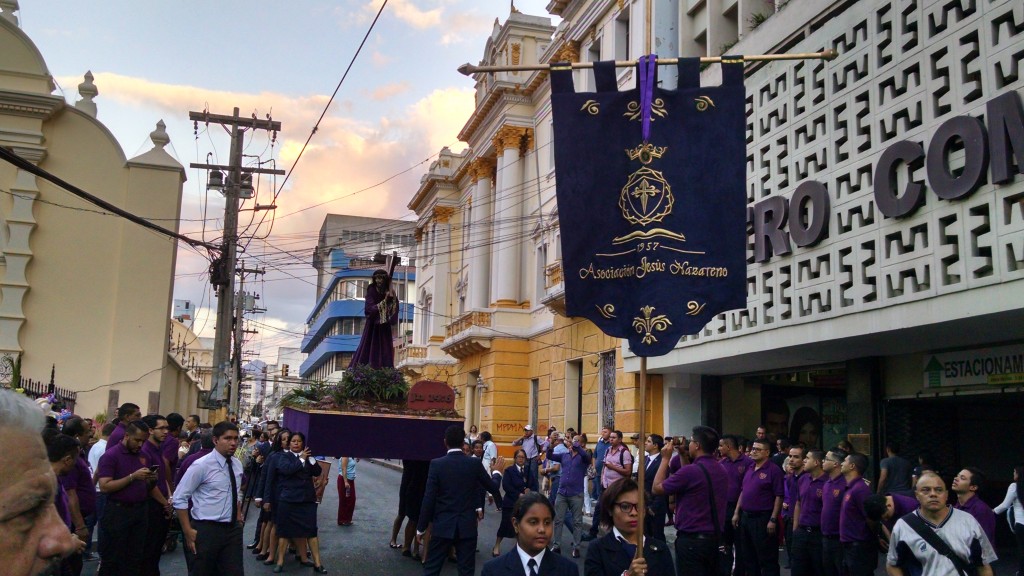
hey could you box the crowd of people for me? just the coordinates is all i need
[3,384,1021,576]
[400,422,1018,576]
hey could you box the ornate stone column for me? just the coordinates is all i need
[0,146,44,353]
[490,125,533,307]
[468,157,495,310]
[430,205,455,339]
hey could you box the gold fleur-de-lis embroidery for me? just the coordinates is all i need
[624,98,667,121]
[581,100,600,115]
[632,305,672,345]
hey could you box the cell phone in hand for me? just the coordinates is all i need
[148,465,160,473]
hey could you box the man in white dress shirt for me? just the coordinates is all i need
[171,421,243,576]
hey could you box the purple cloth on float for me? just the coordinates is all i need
[349,279,399,369]
[283,408,459,460]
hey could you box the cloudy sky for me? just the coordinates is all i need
[20,0,558,362]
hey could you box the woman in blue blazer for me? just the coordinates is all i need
[492,449,539,557]
[268,432,326,573]
[583,478,675,576]
[255,428,290,564]
[482,492,580,576]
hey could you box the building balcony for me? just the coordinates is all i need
[445,311,493,338]
[441,308,533,359]
[541,261,566,315]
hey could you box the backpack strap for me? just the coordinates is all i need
[696,463,722,544]
[901,511,972,576]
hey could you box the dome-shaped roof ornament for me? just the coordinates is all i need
[0,0,20,26]
[150,120,170,150]
[75,71,99,117]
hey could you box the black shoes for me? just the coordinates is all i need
[313,566,328,574]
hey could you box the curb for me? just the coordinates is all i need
[366,458,404,473]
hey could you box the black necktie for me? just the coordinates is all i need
[527,558,538,576]
[226,455,238,522]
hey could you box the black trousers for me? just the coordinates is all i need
[97,500,147,576]
[675,532,720,576]
[821,536,844,576]
[422,533,476,576]
[789,526,824,576]
[723,501,744,576]
[783,516,794,565]
[141,501,169,576]
[192,520,244,576]
[739,511,779,576]
[644,495,668,543]
[841,541,877,576]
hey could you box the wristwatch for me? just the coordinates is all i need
[768,517,777,524]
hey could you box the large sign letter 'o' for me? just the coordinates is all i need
[874,140,925,218]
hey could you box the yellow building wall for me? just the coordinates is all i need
[418,315,666,452]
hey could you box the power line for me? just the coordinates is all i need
[0,146,219,251]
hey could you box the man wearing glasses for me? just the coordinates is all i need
[819,449,848,576]
[653,426,729,576]
[731,438,784,576]
[140,415,173,576]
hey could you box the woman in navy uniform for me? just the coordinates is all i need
[267,432,326,573]
[493,449,538,557]
[584,478,675,576]
[481,492,579,576]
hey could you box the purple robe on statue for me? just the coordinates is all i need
[349,280,399,369]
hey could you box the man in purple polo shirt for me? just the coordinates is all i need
[732,437,784,576]
[839,452,876,576]
[162,413,185,490]
[105,403,142,451]
[952,467,997,545]
[655,425,729,576]
[545,434,591,557]
[720,433,753,576]
[140,415,173,576]
[863,491,917,550]
[97,419,157,576]
[782,445,806,569]
[819,448,847,576]
[790,449,827,576]
[59,417,98,561]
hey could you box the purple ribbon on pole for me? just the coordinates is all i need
[638,54,658,142]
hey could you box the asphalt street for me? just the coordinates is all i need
[81,459,1020,575]
[84,458,588,576]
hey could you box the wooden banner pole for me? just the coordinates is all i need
[634,0,652,563]
[457,49,837,76]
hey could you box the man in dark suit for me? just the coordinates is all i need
[418,425,505,576]
[642,434,667,542]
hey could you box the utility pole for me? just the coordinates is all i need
[231,261,264,416]
[189,108,282,410]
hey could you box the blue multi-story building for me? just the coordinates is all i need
[300,262,415,382]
